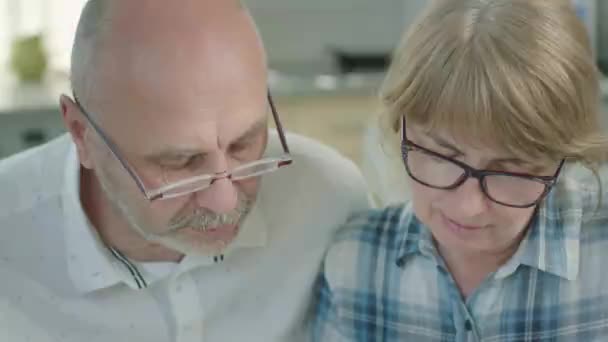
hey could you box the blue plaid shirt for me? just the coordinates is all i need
[312,164,608,341]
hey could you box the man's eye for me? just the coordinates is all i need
[230,143,249,155]
[162,156,196,169]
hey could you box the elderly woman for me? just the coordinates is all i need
[312,0,608,341]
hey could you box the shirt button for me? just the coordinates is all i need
[464,320,473,331]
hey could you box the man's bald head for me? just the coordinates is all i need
[63,0,274,259]
[70,0,265,112]
[70,0,109,104]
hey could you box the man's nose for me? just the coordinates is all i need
[193,173,239,213]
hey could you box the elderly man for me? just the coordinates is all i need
[0,1,369,341]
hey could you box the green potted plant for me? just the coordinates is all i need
[9,34,48,83]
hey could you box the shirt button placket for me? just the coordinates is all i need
[464,320,473,331]
[170,273,204,342]
[464,318,480,342]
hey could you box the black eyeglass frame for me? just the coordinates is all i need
[400,118,565,209]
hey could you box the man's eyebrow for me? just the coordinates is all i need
[230,118,268,145]
[145,148,209,163]
[145,118,268,162]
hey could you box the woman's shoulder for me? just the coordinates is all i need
[333,203,411,245]
[321,203,415,289]
[556,163,608,222]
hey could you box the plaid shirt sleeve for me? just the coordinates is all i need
[311,272,352,342]
[310,207,403,342]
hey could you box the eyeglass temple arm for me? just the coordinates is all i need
[73,95,151,199]
[267,91,290,154]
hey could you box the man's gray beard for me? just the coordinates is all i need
[95,169,157,240]
[167,194,253,232]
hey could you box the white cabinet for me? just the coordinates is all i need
[0,109,65,159]
[0,77,67,159]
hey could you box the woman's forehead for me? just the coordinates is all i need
[408,124,547,165]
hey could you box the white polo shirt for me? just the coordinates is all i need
[0,131,370,342]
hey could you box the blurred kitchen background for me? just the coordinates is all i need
[0,0,605,204]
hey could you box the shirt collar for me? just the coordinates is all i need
[395,202,440,266]
[495,173,585,281]
[396,171,586,281]
[177,198,268,273]
[61,142,125,293]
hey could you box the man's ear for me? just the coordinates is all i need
[60,94,94,169]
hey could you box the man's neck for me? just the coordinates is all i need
[80,168,183,263]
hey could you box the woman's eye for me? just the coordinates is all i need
[429,154,449,163]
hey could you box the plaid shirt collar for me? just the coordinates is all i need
[395,179,585,281]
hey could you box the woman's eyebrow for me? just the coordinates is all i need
[428,133,463,155]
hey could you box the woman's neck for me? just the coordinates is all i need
[437,238,522,299]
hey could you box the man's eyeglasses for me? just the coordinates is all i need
[74,92,293,201]
[400,118,564,208]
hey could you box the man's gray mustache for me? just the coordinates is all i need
[168,198,252,232]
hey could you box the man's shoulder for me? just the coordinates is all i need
[267,131,370,209]
[257,132,372,246]
[284,132,362,176]
[0,134,72,217]
[283,132,367,190]
[322,204,410,288]
[0,134,71,176]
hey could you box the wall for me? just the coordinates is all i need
[249,0,603,75]
[596,0,608,63]
[0,1,602,76]
[247,0,427,74]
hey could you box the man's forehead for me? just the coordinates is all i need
[153,117,268,158]
[125,101,268,155]
[103,0,259,61]
[88,0,267,112]
[82,0,270,157]
[106,0,246,34]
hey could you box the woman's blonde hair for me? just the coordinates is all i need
[380,0,608,169]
